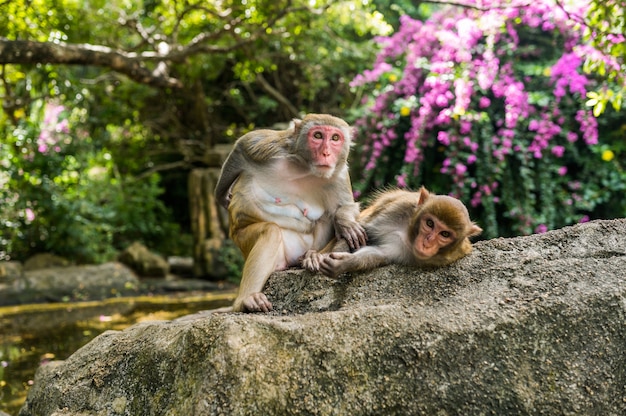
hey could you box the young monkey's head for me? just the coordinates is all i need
[410,187,482,262]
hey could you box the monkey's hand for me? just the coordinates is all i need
[334,218,367,252]
[301,249,324,272]
[236,292,273,313]
[319,252,353,279]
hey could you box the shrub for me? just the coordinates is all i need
[349,0,626,238]
[0,101,183,263]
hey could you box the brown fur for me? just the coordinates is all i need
[302,187,482,277]
[215,114,366,312]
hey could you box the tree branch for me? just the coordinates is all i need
[0,39,183,88]
[133,160,192,181]
[423,0,533,11]
[0,0,309,91]
[256,72,300,119]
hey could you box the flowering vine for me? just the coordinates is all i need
[350,0,624,238]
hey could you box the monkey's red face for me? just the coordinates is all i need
[307,126,345,175]
[414,214,457,259]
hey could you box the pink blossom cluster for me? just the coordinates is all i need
[575,109,598,145]
[527,114,562,158]
[550,52,589,99]
[37,103,70,154]
[352,0,605,234]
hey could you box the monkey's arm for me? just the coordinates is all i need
[334,202,366,251]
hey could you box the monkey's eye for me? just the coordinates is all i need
[331,133,341,141]
[426,218,435,228]
[440,231,451,238]
[313,131,323,139]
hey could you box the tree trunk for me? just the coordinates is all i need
[188,168,228,278]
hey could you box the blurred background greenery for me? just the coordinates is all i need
[1,0,624,264]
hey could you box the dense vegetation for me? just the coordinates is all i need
[349,0,626,238]
[0,0,624,262]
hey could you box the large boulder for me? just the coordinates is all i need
[19,219,626,416]
[0,262,140,305]
[23,253,70,271]
[118,242,170,277]
[0,260,22,286]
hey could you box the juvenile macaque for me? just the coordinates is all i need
[215,114,366,312]
[302,187,482,278]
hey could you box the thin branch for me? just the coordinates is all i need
[423,0,533,11]
[256,72,300,119]
[554,0,625,37]
[134,160,191,181]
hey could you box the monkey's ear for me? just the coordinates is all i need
[468,223,483,238]
[417,186,431,205]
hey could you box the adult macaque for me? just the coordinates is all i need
[302,187,482,278]
[215,114,366,312]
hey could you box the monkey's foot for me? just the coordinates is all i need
[301,249,324,272]
[242,292,273,313]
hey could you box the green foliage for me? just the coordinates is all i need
[217,239,245,284]
[0,0,394,266]
[581,0,625,115]
[0,102,183,263]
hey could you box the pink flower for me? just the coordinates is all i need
[550,52,589,99]
[25,208,35,222]
[566,132,578,143]
[460,121,472,134]
[56,119,70,134]
[437,131,451,145]
[455,163,467,175]
[478,96,491,108]
[551,146,565,158]
[396,173,408,188]
[558,166,567,176]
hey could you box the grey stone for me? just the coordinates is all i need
[1,262,140,305]
[18,219,626,416]
[118,241,170,277]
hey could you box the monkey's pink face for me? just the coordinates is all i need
[307,126,345,175]
[414,214,456,259]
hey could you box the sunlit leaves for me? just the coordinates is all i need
[586,88,623,117]
[581,0,625,114]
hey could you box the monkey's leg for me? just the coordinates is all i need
[232,222,286,313]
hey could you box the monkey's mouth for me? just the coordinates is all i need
[315,164,334,171]
[415,243,438,259]
[314,165,335,178]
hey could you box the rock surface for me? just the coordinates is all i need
[0,261,22,286]
[118,241,170,277]
[22,253,71,271]
[0,262,139,305]
[19,219,626,416]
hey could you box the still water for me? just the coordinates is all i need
[0,290,236,415]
